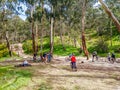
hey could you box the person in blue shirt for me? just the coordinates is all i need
[47,52,52,63]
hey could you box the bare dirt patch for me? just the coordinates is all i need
[0,56,120,90]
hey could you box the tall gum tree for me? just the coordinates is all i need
[50,5,54,54]
[20,0,40,59]
[81,0,89,60]
[1,8,12,57]
[98,0,120,32]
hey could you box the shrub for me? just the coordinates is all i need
[22,40,33,54]
[88,39,108,53]
[54,44,79,56]
[109,45,120,53]
[0,44,6,50]
[0,44,9,58]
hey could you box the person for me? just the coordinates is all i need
[42,53,47,63]
[33,54,37,61]
[107,53,111,61]
[111,53,116,62]
[70,53,77,71]
[92,51,98,62]
[47,52,52,63]
[43,53,47,58]
[15,60,31,67]
[23,60,29,66]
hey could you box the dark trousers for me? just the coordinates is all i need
[71,62,77,69]
[92,55,98,61]
[47,57,51,62]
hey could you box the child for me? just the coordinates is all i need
[70,53,77,71]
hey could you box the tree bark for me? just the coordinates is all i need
[81,0,89,60]
[31,6,36,59]
[60,19,66,50]
[73,37,77,48]
[98,0,120,32]
[2,8,12,57]
[5,32,12,57]
[35,23,38,54]
[50,5,54,54]
[40,0,44,55]
[31,19,36,55]
[110,20,113,46]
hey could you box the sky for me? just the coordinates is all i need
[18,3,51,21]
[18,3,27,20]
[19,14,27,20]
[19,2,100,21]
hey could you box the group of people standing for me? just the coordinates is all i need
[20,50,116,70]
[92,51,116,62]
[107,52,116,62]
[33,52,52,63]
[68,51,116,71]
[42,52,52,63]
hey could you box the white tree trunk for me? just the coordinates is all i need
[50,5,54,54]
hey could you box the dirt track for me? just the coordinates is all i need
[0,56,120,90]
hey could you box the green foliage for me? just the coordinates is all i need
[0,49,9,57]
[23,37,80,56]
[0,56,22,61]
[109,45,120,53]
[54,44,80,56]
[88,39,108,53]
[22,40,33,54]
[0,44,9,58]
[0,66,32,90]
[0,44,6,50]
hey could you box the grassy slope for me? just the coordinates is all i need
[22,36,81,56]
[85,30,120,57]
[22,30,120,57]
[0,30,119,60]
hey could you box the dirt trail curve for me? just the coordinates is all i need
[11,43,32,58]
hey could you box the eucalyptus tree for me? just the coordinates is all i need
[74,0,101,59]
[98,0,120,32]
[0,0,28,56]
[32,1,43,55]
[33,0,50,55]
[55,0,73,50]
[86,0,120,52]
[45,0,57,54]
[18,0,41,58]
[63,0,82,47]
[75,0,97,59]
[10,15,30,43]
[45,0,72,54]
[0,1,14,57]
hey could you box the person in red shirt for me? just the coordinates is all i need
[70,53,77,71]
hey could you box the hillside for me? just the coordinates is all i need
[22,30,120,57]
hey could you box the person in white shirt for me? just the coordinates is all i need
[23,60,28,66]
